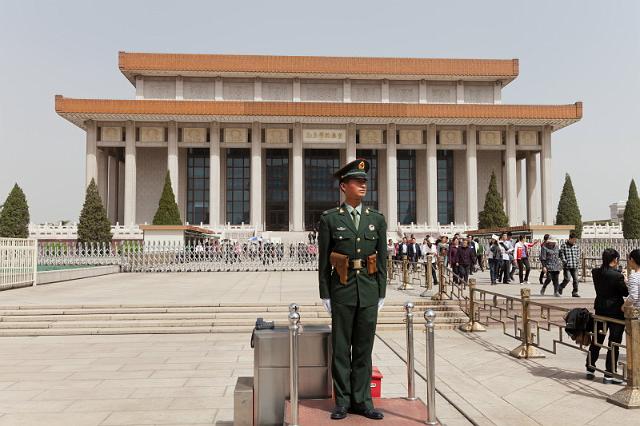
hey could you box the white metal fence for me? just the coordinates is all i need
[0,238,38,288]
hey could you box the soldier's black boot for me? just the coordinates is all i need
[330,405,348,420]
[350,405,384,420]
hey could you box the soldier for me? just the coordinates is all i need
[318,158,387,420]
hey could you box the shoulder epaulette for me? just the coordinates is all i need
[322,207,341,216]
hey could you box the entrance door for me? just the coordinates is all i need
[265,149,289,231]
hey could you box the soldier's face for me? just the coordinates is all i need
[341,178,367,199]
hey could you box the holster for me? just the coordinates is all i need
[330,252,349,285]
[367,253,378,275]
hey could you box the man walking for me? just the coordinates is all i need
[318,159,387,420]
[559,232,581,297]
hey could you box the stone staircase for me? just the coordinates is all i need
[0,301,468,336]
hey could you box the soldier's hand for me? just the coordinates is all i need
[377,298,385,312]
[321,299,332,314]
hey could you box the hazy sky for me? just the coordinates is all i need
[0,0,638,223]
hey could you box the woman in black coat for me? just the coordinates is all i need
[586,248,628,383]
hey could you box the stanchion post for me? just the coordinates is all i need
[509,288,544,359]
[431,260,445,301]
[607,305,640,408]
[288,310,300,426]
[581,257,587,283]
[398,256,413,290]
[459,278,486,332]
[421,257,434,298]
[404,302,416,400]
[424,309,437,425]
[387,255,393,285]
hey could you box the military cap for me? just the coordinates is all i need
[333,158,369,182]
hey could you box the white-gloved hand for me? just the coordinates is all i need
[322,298,332,314]
[378,298,385,312]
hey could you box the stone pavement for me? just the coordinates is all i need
[379,328,640,426]
[0,332,468,425]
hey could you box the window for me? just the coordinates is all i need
[265,149,289,230]
[225,149,250,224]
[187,149,209,225]
[397,150,416,224]
[437,150,454,224]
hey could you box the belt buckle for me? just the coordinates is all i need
[352,259,363,270]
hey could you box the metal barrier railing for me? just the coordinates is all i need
[424,308,438,425]
[403,302,417,401]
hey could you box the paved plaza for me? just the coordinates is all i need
[0,270,637,425]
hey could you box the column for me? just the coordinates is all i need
[456,81,464,104]
[381,80,389,103]
[526,152,540,224]
[292,123,304,231]
[505,126,517,226]
[346,123,356,163]
[541,126,553,225]
[466,125,478,229]
[426,124,438,228]
[343,79,351,103]
[293,78,301,102]
[385,123,398,231]
[135,76,144,100]
[118,160,125,224]
[176,76,183,100]
[97,148,108,207]
[209,122,221,227]
[168,122,179,202]
[107,155,118,224]
[254,77,262,101]
[419,80,427,104]
[516,158,523,224]
[124,121,136,225]
[85,120,97,188]
[250,122,263,230]
[215,77,223,100]
[494,81,502,104]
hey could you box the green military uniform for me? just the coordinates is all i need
[318,159,387,412]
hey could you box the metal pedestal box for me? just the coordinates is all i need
[253,325,332,426]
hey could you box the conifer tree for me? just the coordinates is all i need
[478,172,508,229]
[77,179,112,243]
[0,183,30,238]
[152,172,182,226]
[623,179,640,239]
[555,173,582,237]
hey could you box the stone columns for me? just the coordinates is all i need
[505,126,518,226]
[250,122,263,231]
[168,122,179,202]
[426,124,438,228]
[456,81,464,104]
[346,123,356,163]
[293,78,301,102]
[541,126,553,225]
[135,76,144,100]
[526,152,540,224]
[516,159,523,224]
[291,123,304,231]
[254,78,262,101]
[466,125,478,229]
[209,122,221,227]
[343,79,351,103]
[176,76,183,100]
[215,77,223,101]
[419,80,427,104]
[85,120,98,188]
[381,80,389,103]
[494,81,502,104]
[385,123,398,231]
[124,121,136,225]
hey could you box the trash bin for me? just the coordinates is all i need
[371,366,383,398]
[253,325,332,426]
